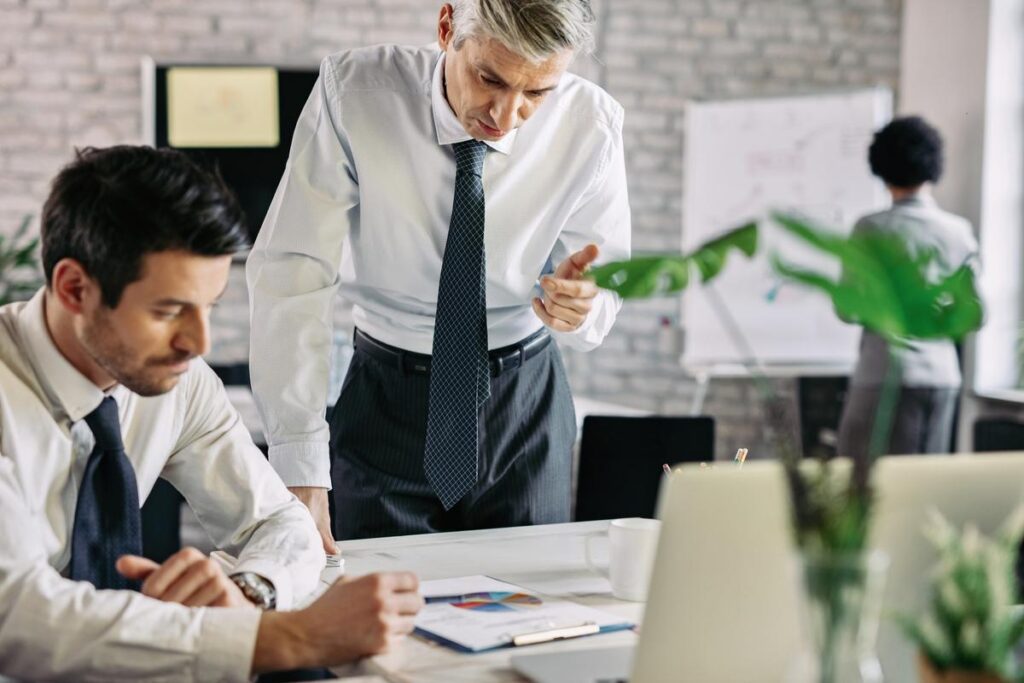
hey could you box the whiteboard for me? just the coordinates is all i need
[681,88,892,372]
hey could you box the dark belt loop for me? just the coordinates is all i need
[395,348,406,374]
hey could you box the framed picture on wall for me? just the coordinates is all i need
[141,58,319,245]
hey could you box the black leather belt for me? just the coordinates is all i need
[353,328,552,377]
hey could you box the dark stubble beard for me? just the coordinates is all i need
[80,310,191,397]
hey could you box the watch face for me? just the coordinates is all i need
[234,573,275,609]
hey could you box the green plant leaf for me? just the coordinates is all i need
[901,512,1024,678]
[897,613,956,670]
[12,215,31,241]
[14,238,39,266]
[690,221,758,282]
[588,221,757,298]
[0,214,43,306]
[986,608,1024,678]
[588,255,690,298]
[770,212,983,344]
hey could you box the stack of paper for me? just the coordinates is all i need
[415,575,633,653]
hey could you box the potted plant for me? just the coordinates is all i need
[0,216,44,305]
[900,508,1024,683]
[588,212,984,682]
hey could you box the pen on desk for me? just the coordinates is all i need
[424,593,477,605]
[511,621,600,646]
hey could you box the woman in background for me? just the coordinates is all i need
[838,116,980,459]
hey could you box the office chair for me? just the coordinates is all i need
[797,376,847,459]
[974,418,1024,453]
[574,415,714,521]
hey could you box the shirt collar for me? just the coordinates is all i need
[894,193,936,208]
[19,289,112,423]
[430,50,517,156]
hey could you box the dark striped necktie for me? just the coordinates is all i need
[68,396,143,590]
[424,139,491,510]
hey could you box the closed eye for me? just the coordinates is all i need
[153,308,182,320]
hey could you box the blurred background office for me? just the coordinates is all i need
[0,0,1020,485]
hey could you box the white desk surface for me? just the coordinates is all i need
[322,521,644,683]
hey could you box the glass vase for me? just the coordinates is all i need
[788,549,890,683]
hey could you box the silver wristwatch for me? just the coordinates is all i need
[230,572,277,610]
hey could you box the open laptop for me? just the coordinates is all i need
[513,453,1024,683]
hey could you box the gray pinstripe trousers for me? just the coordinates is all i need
[328,338,576,540]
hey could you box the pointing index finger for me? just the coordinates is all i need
[569,244,600,272]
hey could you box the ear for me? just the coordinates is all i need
[438,3,455,50]
[49,258,100,315]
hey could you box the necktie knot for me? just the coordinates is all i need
[453,139,488,177]
[84,397,124,452]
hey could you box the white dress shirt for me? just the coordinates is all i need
[247,43,631,488]
[0,291,323,682]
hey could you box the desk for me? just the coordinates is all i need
[322,521,643,683]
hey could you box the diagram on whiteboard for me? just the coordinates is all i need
[681,88,892,370]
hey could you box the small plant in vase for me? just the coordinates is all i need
[0,216,44,306]
[900,508,1024,683]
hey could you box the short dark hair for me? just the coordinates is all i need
[868,115,944,188]
[42,145,249,307]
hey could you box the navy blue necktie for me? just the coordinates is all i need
[424,139,491,510]
[68,397,143,590]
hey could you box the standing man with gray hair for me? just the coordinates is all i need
[248,1,631,547]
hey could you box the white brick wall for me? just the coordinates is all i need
[581,0,899,457]
[0,0,902,458]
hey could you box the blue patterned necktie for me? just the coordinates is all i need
[68,396,143,590]
[424,139,491,510]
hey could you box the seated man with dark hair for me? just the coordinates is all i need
[838,116,980,460]
[0,145,422,681]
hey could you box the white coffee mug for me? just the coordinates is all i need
[585,517,662,601]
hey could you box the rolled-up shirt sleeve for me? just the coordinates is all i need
[549,104,631,352]
[246,55,358,489]
[163,360,325,610]
[0,456,260,682]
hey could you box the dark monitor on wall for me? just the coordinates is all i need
[144,60,319,241]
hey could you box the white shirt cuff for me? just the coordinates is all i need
[551,289,621,351]
[268,442,332,489]
[196,606,262,683]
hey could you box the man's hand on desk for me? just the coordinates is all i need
[252,571,424,674]
[533,244,601,333]
[288,485,340,554]
[117,547,250,608]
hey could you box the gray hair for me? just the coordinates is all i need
[451,0,595,62]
